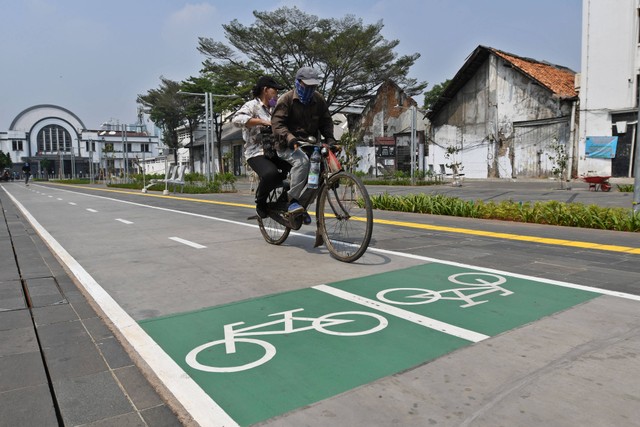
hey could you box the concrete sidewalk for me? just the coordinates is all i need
[0,193,182,426]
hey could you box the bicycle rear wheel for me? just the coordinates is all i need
[317,171,373,262]
[259,186,291,245]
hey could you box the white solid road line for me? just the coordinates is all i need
[314,284,490,343]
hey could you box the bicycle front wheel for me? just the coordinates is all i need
[317,171,373,262]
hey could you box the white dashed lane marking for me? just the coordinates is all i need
[169,237,206,249]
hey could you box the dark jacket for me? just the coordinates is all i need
[271,90,335,146]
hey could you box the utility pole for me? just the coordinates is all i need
[634,90,640,213]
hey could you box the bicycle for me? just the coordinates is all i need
[248,133,374,263]
[185,308,388,373]
[376,272,513,308]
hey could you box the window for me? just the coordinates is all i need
[125,143,132,153]
[12,140,23,151]
[85,141,96,152]
[141,143,150,153]
[37,125,72,153]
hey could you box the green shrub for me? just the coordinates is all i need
[370,192,640,232]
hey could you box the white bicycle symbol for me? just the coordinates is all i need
[185,308,388,373]
[376,272,513,308]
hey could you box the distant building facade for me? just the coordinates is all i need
[579,0,639,178]
[0,104,160,178]
[426,45,578,180]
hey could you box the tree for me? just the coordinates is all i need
[137,77,187,165]
[548,138,569,189]
[197,6,427,114]
[180,75,246,173]
[422,79,451,111]
[0,151,11,169]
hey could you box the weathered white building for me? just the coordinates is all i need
[426,46,579,180]
[579,0,639,178]
[0,104,161,179]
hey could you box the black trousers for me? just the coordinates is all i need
[247,155,291,203]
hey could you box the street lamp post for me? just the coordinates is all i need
[177,91,240,183]
[394,104,422,185]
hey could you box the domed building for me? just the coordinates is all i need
[0,104,160,179]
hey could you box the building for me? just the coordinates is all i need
[426,45,579,180]
[579,0,639,178]
[351,80,427,176]
[0,104,161,179]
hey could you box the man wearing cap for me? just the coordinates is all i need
[272,66,337,215]
[233,75,289,218]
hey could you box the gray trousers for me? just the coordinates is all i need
[277,147,310,202]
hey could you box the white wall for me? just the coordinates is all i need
[579,0,639,175]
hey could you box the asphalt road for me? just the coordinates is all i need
[2,179,639,427]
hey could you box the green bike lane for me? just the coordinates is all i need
[140,263,600,427]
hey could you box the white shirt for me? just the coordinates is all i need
[232,98,274,160]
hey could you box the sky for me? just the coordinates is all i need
[0,0,582,131]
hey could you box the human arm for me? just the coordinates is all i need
[271,91,298,147]
[232,99,270,129]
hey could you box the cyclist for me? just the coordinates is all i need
[271,66,337,216]
[22,161,31,185]
[232,75,289,218]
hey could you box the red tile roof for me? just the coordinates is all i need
[491,48,577,98]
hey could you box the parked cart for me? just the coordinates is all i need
[582,175,612,192]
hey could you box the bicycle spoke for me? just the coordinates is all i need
[258,186,290,244]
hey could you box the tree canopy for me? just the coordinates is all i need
[197,6,427,112]
[137,77,187,162]
[423,79,451,111]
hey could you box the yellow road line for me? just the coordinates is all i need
[47,183,640,255]
[373,218,640,254]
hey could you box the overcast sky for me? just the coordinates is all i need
[0,0,582,131]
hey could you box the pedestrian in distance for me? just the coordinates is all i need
[22,161,31,185]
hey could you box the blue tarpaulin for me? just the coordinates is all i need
[585,136,618,158]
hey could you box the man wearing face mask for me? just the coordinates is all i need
[271,66,337,216]
[233,75,289,218]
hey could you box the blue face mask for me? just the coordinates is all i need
[295,80,316,104]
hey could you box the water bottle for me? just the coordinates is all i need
[308,146,321,189]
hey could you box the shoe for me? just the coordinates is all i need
[287,202,304,214]
[302,212,312,225]
[256,202,268,218]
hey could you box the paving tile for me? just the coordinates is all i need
[37,318,89,348]
[0,384,58,427]
[114,365,163,410]
[25,276,66,307]
[42,339,108,380]
[140,404,183,427]
[33,304,78,326]
[55,370,134,426]
[0,327,39,357]
[83,316,114,341]
[0,308,32,331]
[0,351,48,393]
[97,337,133,370]
[82,412,146,426]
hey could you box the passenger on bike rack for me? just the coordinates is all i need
[232,75,288,219]
[271,67,338,222]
